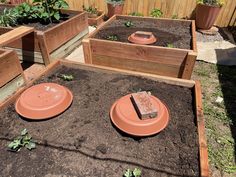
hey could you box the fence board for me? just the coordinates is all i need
[27,0,236,27]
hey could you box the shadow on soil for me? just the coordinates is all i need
[0,136,196,177]
[215,49,236,161]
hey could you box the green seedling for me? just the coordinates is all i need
[59,74,74,81]
[123,168,141,177]
[150,8,163,18]
[8,129,36,152]
[106,35,118,41]
[124,21,133,27]
[171,14,178,19]
[167,43,174,48]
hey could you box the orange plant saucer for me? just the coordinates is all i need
[15,83,73,120]
[128,31,157,45]
[110,94,170,136]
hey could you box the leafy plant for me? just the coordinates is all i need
[128,12,143,17]
[124,20,133,27]
[197,0,224,7]
[167,43,174,48]
[106,0,125,6]
[106,34,118,41]
[150,8,163,18]
[0,8,18,27]
[123,168,141,177]
[0,0,7,3]
[8,129,36,152]
[32,0,69,23]
[59,74,74,81]
[83,5,99,17]
[14,2,38,23]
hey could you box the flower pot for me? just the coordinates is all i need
[196,4,221,30]
[107,3,124,18]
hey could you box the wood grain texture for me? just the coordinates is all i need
[0,26,34,47]
[0,49,24,87]
[88,11,105,26]
[26,0,235,27]
[195,81,210,177]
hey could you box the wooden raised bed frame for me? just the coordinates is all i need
[0,7,88,65]
[83,15,197,79]
[0,60,209,176]
[87,10,105,26]
[0,26,35,104]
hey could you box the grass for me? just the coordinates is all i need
[192,61,236,175]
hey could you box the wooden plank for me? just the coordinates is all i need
[0,50,23,87]
[50,28,89,61]
[182,52,197,79]
[92,54,184,78]
[194,81,210,177]
[0,75,25,104]
[0,26,34,47]
[83,39,93,64]
[191,20,197,53]
[43,11,88,53]
[60,60,195,88]
[90,39,189,66]
[37,31,51,66]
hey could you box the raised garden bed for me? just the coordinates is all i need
[83,15,197,79]
[87,10,105,26]
[0,4,88,65]
[0,60,208,176]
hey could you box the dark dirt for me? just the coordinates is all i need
[94,19,192,49]
[0,5,78,31]
[0,65,199,177]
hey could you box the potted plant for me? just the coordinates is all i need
[106,0,124,18]
[196,0,224,30]
[83,5,105,26]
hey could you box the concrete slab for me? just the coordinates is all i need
[197,41,236,65]
[66,26,96,63]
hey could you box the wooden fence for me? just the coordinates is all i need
[27,0,236,27]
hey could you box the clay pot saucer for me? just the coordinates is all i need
[128,31,157,45]
[110,94,169,136]
[15,83,73,120]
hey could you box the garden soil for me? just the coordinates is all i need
[94,19,192,49]
[0,65,199,177]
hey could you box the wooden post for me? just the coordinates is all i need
[82,39,93,64]
[182,52,197,79]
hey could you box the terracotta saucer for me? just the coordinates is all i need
[128,31,157,45]
[15,83,73,120]
[110,94,169,136]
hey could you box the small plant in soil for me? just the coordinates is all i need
[0,8,18,27]
[106,34,118,41]
[150,8,163,18]
[82,5,99,18]
[123,168,141,177]
[8,129,36,152]
[124,20,133,27]
[128,12,143,17]
[59,74,74,81]
[167,43,174,48]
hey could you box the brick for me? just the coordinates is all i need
[131,91,158,119]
